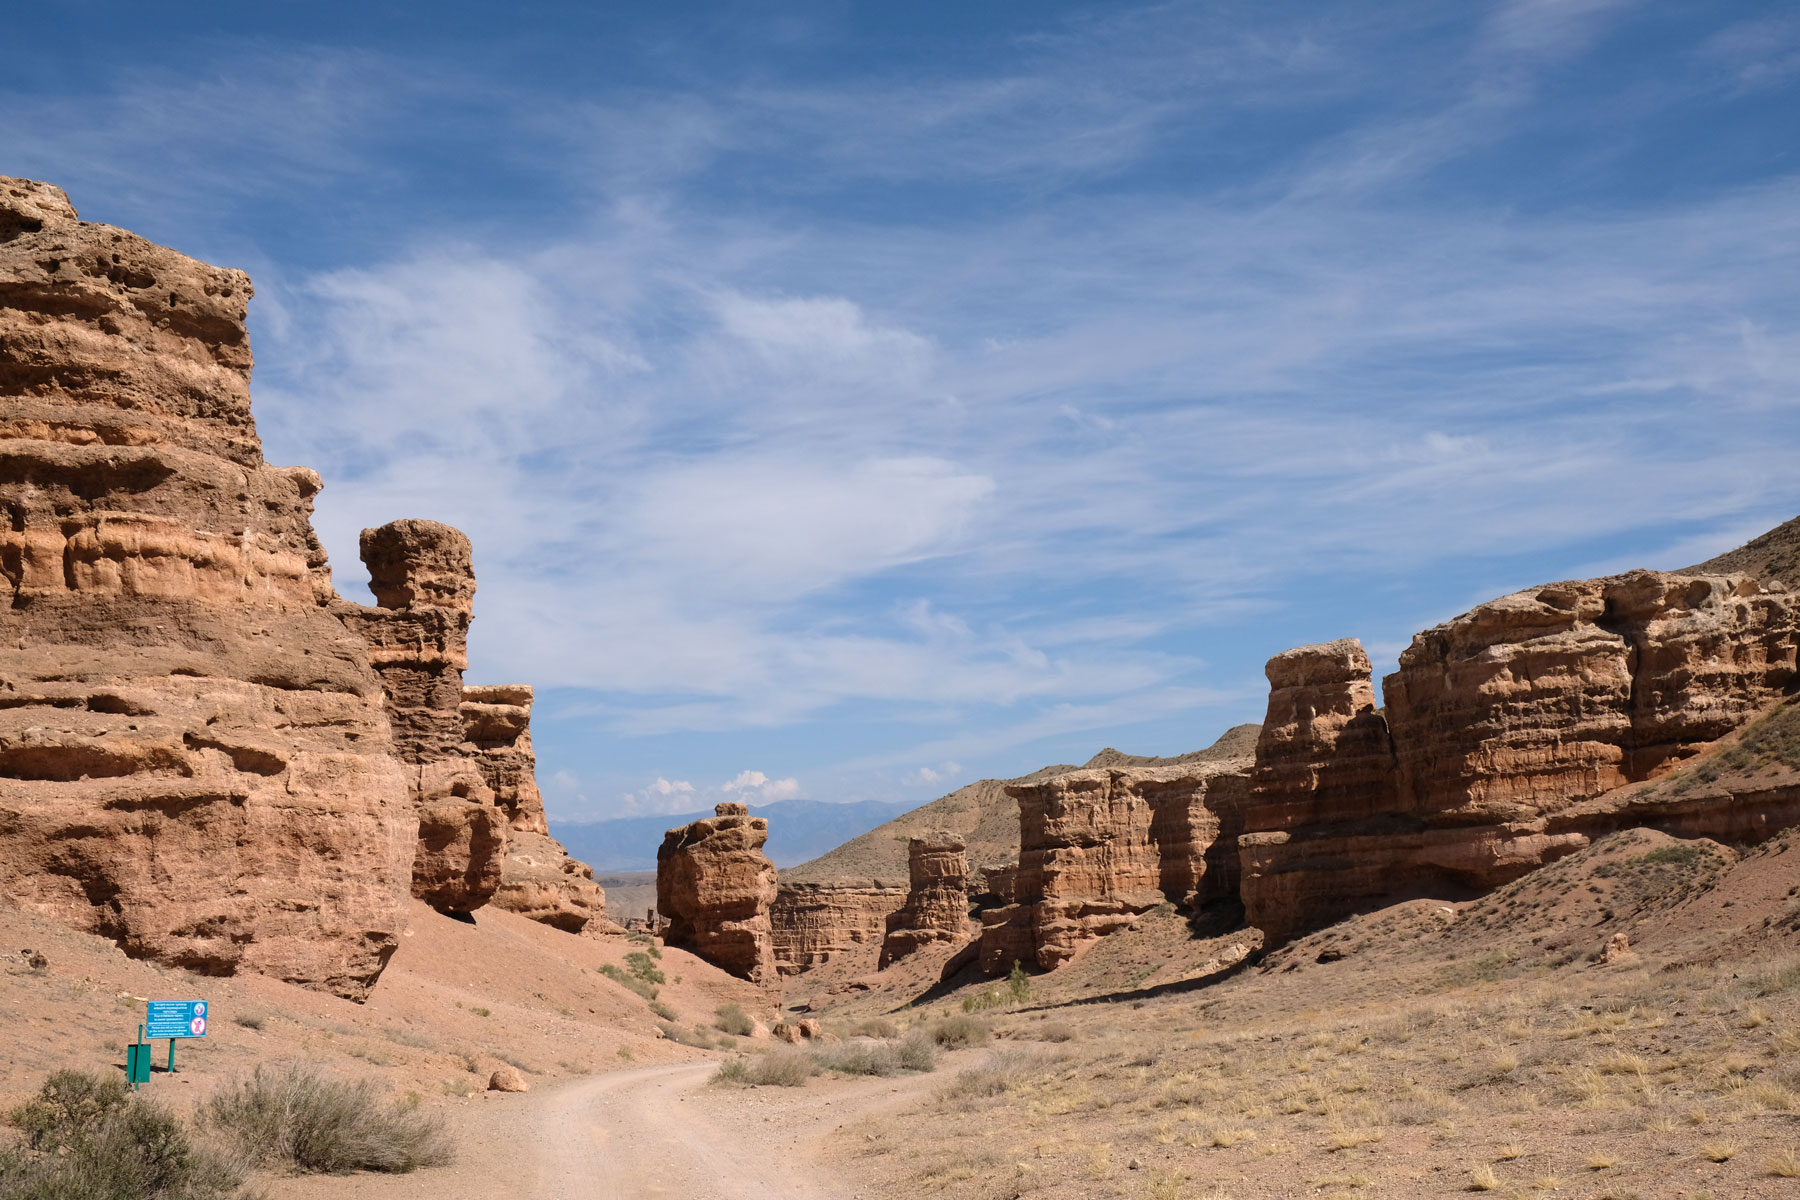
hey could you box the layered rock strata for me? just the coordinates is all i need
[1241,574,1798,944]
[657,803,779,984]
[979,761,1250,973]
[459,684,605,931]
[0,178,414,998]
[461,684,547,834]
[333,521,505,915]
[878,833,970,968]
[771,880,905,976]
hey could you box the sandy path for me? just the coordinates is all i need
[266,1054,947,1200]
[533,1061,834,1200]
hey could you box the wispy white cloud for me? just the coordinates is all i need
[10,2,1798,818]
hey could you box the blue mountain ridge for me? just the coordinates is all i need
[549,797,912,872]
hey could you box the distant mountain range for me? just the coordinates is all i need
[549,797,913,872]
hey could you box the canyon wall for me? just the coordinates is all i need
[1241,573,1797,943]
[878,832,969,968]
[771,880,905,975]
[978,761,1250,973]
[0,178,415,999]
[657,802,778,984]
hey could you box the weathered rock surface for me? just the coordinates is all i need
[0,178,415,998]
[1241,573,1798,944]
[460,684,547,834]
[487,1065,528,1093]
[334,520,505,915]
[657,803,778,984]
[459,683,605,931]
[771,880,905,976]
[879,833,970,968]
[1387,572,1794,815]
[980,761,1250,972]
[492,829,606,932]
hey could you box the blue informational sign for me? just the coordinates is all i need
[145,1000,208,1039]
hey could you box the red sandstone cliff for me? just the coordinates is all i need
[0,177,600,997]
[0,179,415,998]
[1241,572,1797,944]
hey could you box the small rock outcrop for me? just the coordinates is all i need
[979,761,1250,972]
[0,178,415,998]
[657,803,778,984]
[334,520,505,915]
[771,880,906,975]
[878,832,970,968]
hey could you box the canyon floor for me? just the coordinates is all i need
[7,825,1800,1199]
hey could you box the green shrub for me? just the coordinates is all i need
[205,1064,451,1174]
[930,1015,991,1049]
[962,988,1007,1013]
[624,952,666,986]
[714,1004,755,1037]
[10,1070,128,1148]
[1007,960,1032,1004]
[713,1051,816,1087]
[648,999,678,1022]
[598,963,658,1000]
[1,1070,247,1199]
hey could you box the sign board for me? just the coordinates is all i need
[145,1000,208,1039]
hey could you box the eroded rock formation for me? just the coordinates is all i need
[1241,574,1798,944]
[459,684,605,931]
[979,761,1250,972]
[878,832,969,968]
[771,880,905,976]
[657,802,778,984]
[0,178,414,998]
[334,520,505,915]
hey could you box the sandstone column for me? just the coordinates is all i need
[878,832,970,968]
[656,802,778,984]
[334,520,506,915]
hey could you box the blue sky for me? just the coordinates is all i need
[8,1,1798,821]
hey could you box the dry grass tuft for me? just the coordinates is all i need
[205,1063,450,1174]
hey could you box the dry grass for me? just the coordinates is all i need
[713,1050,817,1088]
[204,1063,451,1174]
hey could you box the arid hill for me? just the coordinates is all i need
[1687,511,1800,586]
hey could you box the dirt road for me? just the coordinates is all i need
[268,1055,939,1200]
[532,1061,837,1200]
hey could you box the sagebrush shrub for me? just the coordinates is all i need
[205,1063,450,1174]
